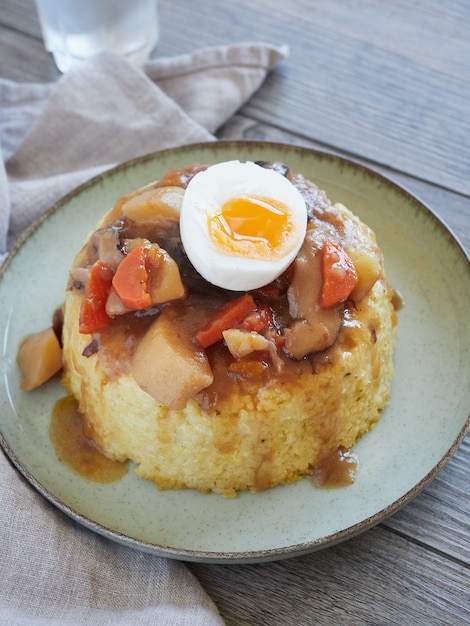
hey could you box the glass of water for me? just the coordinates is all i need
[34,0,159,73]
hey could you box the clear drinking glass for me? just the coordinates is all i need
[35,0,159,73]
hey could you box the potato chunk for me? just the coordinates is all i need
[120,186,184,224]
[17,327,62,390]
[131,306,213,410]
[347,247,382,302]
[146,244,186,304]
[223,329,271,359]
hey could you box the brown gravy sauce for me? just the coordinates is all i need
[391,289,404,311]
[50,395,128,483]
[310,448,358,488]
[49,394,356,488]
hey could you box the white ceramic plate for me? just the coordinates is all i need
[1,142,469,564]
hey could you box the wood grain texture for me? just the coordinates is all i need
[157,0,470,195]
[2,0,470,194]
[1,1,469,625]
[189,526,470,626]
[219,115,470,249]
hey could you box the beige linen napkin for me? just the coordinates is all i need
[1,41,287,253]
[0,42,287,624]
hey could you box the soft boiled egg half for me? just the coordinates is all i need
[179,160,307,291]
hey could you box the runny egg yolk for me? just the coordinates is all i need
[208,195,294,260]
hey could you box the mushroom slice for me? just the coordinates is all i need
[283,229,343,359]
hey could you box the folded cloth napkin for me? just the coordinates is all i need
[1,41,287,254]
[0,42,287,624]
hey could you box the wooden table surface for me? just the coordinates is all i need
[1,1,469,624]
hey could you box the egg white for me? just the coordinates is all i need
[179,160,307,291]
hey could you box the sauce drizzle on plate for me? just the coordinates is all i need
[50,396,128,483]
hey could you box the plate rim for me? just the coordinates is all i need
[1,417,468,564]
[1,140,470,564]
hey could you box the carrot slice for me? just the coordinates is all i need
[79,261,114,334]
[112,245,152,310]
[320,240,358,308]
[194,294,257,348]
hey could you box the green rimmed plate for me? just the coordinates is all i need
[1,141,469,563]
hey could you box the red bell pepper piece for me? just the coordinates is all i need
[79,261,114,334]
[194,294,257,348]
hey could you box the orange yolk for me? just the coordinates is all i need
[208,195,294,259]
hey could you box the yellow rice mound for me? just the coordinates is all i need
[61,162,396,497]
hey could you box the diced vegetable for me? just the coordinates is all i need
[17,327,62,390]
[132,307,213,410]
[237,305,273,333]
[79,261,114,334]
[320,240,358,308]
[222,329,271,359]
[284,233,342,359]
[194,294,256,348]
[227,359,268,380]
[88,226,124,269]
[145,244,186,304]
[120,186,184,223]
[346,247,381,302]
[110,243,185,313]
[105,285,133,317]
[112,245,152,311]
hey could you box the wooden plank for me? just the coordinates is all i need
[218,115,470,247]
[156,0,470,196]
[0,0,41,36]
[2,1,470,195]
[189,525,470,626]
[384,437,470,565]
[0,27,59,82]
